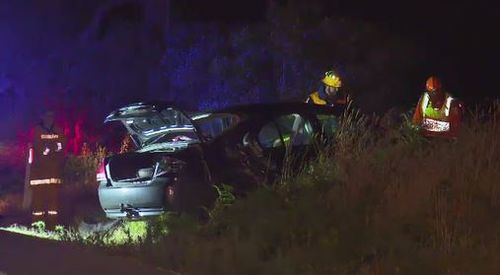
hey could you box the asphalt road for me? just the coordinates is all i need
[0,230,173,275]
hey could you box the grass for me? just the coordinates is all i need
[0,219,151,246]
[2,104,499,274]
[0,221,65,240]
[130,103,500,275]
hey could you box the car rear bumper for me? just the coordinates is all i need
[103,207,165,219]
[98,178,170,219]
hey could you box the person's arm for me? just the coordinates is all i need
[335,96,348,105]
[448,100,464,137]
[333,89,350,105]
[32,126,43,155]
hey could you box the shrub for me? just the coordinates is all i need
[60,143,108,225]
[63,143,107,187]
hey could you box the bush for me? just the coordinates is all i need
[59,144,108,225]
[63,143,107,187]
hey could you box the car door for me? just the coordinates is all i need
[255,113,316,177]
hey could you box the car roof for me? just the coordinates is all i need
[210,102,344,117]
[108,101,344,120]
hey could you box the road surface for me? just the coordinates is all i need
[0,230,174,275]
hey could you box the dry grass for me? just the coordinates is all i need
[312,103,500,274]
[136,103,500,275]
[3,104,499,274]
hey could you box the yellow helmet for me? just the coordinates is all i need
[322,71,342,88]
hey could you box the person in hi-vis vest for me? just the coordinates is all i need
[27,110,66,227]
[413,76,464,138]
[305,70,350,108]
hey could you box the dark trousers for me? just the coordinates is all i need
[31,185,61,229]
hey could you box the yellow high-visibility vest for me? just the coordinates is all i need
[420,92,454,132]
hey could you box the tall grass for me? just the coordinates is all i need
[5,104,497,274]
[135,103,500,275]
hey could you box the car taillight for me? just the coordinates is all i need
[96,160,106,181]
[165,185,175,204]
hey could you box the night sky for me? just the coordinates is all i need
[331,0,496,102]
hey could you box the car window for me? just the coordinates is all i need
[274,114,314,146]
[193,113,240,140]
[160,108,193,126]
[258,114,314,148]
[258,122,282,148]
[316,114,339,138]
[129,108,193,133]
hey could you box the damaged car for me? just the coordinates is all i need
[97,102,342,218]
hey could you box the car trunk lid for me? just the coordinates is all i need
[104,102,201,149]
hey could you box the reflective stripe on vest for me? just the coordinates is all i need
[40,134,60,140]
[421,93,453,132]
[422,118,450,132]
[28,147,34,164]
[30,178,62,185]
[421,93,453,117]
